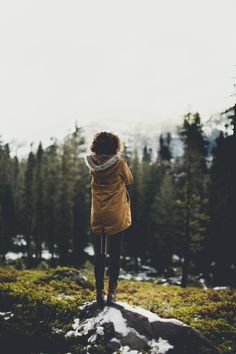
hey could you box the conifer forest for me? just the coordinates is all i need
[1,107,235,288]
[1,2,236,353]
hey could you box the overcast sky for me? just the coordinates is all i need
[0,0,236,152]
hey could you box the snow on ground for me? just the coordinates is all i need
[12,235,27,246]
[5,252,26,260]
[155,338,174,354]
[52,327,64,334]
[41,249,52,259]
[84,244,95,256]
[55,294,76,300]
[171,254,180,263]
[65,305,131,338]
[119,271,155,281]
[115,346,141,354]
[4,249,59,260]
[213,286,229,290]
[199,278,208,290]
[112,338,174,354]
[65,301,177,353]
[0,311,14,320]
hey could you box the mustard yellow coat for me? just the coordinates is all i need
[85,152,133,237]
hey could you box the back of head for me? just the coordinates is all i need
[90,131,124,155]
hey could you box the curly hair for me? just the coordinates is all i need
[90,131,124,155]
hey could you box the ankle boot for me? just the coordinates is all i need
[96,289,106,309]
[95,281,106,309]
[107,280,118,304]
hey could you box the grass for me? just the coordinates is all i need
[0,264,235,354]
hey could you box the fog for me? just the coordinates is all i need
[0,0,236,152]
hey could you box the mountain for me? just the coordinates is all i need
[6,111,232,160]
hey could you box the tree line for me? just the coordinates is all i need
[0,106,235,286]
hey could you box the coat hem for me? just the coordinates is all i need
[92,223,131,237]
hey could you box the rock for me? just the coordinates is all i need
[51,269,94,289]
[36,260,49,270]
[65,300,220,354]
[38,268,95,290]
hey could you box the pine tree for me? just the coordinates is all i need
[141,144,153,264]
[43,141,60,265]
[142,145,152,163]
[150,171,178,273]
[147,133,172,268]
[21,151,35,265]
[56,125,86,265]
[178,112,209,287]
[158,133,172,161]
[71,125,88,266]
[125,147,143,270]
[0,141,16,259]
[32,142,45,260]
[208,104,236,284]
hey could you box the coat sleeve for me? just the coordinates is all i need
[119,157,134,185]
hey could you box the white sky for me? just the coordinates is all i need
[0,0,236,151]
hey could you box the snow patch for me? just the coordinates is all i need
[84,244,95,256]
[113,338,173,354]
[0,311,14,320]
[12,235,27,246]
[110,337,121,343]
[213,286,229,290]
[156,337,174,353]
[55,294,76,301]
[52,327,64,334]
[5,252,26,260]
[88,333,97,343]
[199,278,208,290]
[66,306,137,338]
[41,249,52,260]
[114,346,141,354]
[172,254,180,263]
[65,302,178,353]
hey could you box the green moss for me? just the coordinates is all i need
[0,266,235,353]
[0,267,19,282]
[117,280,236,353]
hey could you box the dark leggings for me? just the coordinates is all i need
[93,230,124,289]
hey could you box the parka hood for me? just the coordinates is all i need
[85,152,121,173]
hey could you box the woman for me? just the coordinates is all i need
[85,131,133,308]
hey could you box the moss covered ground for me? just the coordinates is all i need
[0,264,235,354]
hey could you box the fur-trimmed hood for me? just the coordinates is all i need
[85,152,122,173]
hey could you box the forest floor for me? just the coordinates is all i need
[0,263,235,354]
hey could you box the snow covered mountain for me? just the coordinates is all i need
[7,111,231,160]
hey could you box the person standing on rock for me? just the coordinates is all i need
[85,131,133,308]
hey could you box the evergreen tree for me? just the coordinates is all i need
[21,151,35,265]
[178,112,209,287]
[32,142,45,260]
[208,104,236,284]
[56,125,87,265]
[122,141,133,165]
[158,133,172,161]
[43,141,60,265]
[141,144,153,263]
[0,141,16,259]
[71,125,88,265]
[142,145,152,163]
[150,172,178,273]
[56,140,75,264]
[12,156,20,192]
[125,147,143,270]
[147,132,173,269]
